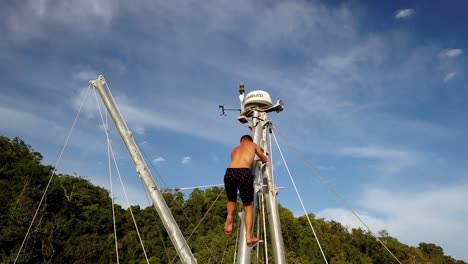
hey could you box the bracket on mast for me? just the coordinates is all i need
[219,105,241,116]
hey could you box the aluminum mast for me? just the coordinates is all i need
[236,85,285,264]
[90,75,197,264]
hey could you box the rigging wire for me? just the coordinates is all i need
[166,184,225,191]
[138,140,226,262]
[95,86,120,263]
[232,208,242,264]
[169,186,226,264]
[272,126,403,264]
[14,84,92,264]
[260,192,269,264]
[137,143,178,261]
[93,87,150,264]
[99,80,219,263]
[220,216,236,264]
[271,131,329,264]
[139,146,170,189]
[105,110,120,263]
[143,192,172,262]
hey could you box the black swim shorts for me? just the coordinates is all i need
[224,168,254,203]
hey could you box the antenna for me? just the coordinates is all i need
[234,83,286,264]
[218,83,244,116]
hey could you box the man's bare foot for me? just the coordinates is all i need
[246,237,262,247]
[224,215,233,235]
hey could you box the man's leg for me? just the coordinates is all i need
[224,201,236,235]
[243,202,259,244]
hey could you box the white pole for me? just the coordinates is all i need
[90,75,197,264]
[236,108,286,263]
[254,111,286,263]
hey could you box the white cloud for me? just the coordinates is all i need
[152,156,166,164]
[105,94,244,146]
[72,70,98,81]
[317,165,335,171]
[318,184,468,261]
[181,156,191,165]
[71,86,98,119]
[339,145,410,160]
[444,72,457,82]
[317,208,386,232]
[133,127,145,135]
[395,8,415,19]
[3,0,115,43]
[339,145,420,175]
[439,49,463,58]
[0,105,56,136]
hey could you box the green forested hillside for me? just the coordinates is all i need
[0,136,465,263]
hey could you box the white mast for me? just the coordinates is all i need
[90,75,197,264]
[237,84,285,263]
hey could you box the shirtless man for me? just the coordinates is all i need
[223,135,268,246]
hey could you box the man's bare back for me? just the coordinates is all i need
[228,137,267,168]
[224,135,268,246]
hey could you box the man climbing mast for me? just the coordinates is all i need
[223,135,268,246]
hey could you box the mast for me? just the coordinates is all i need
[90,75,197,264]
[236,84,285,263]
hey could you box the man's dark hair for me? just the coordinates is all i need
[240,135,253,142]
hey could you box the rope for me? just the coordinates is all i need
[220,203,243,264]
[169,186,226,264]
[139,145,170,189]
[96,86,120,263]
[139,175,172,262]
[232,208,241,264]
[260,192,269,264]
[272,131,329,264]
[272,126,403,264]
[14,85,92,264]
[140,141,224,263]
[168,184,224,191]
[94,88,150,264]
[141,186,174,259]
[98,98,120,263]
[106,114,120,263]
[139,141,218,262]
[220,216,235,264]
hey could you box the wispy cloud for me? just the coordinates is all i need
[317,183,468,261]
[395,8,415,19]
[339,146,411,160]
[152,156,166,164]
[134,127,145,135]
[339,145,419,175]
[444,72,457,82]
[2,0,115,43]
[2,1,467,260]
[317,165,335,171]
[181,156,191,165]
[439,49,463,58]
[72,70,98,81]
[317,208,386,231]
[104,94,244,146]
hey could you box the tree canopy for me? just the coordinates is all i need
[0,136,465,263]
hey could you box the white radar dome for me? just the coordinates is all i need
[244,90,273,111]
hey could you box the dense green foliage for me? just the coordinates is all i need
[0,136,466,263]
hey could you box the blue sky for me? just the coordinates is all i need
[1,0,467,261]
